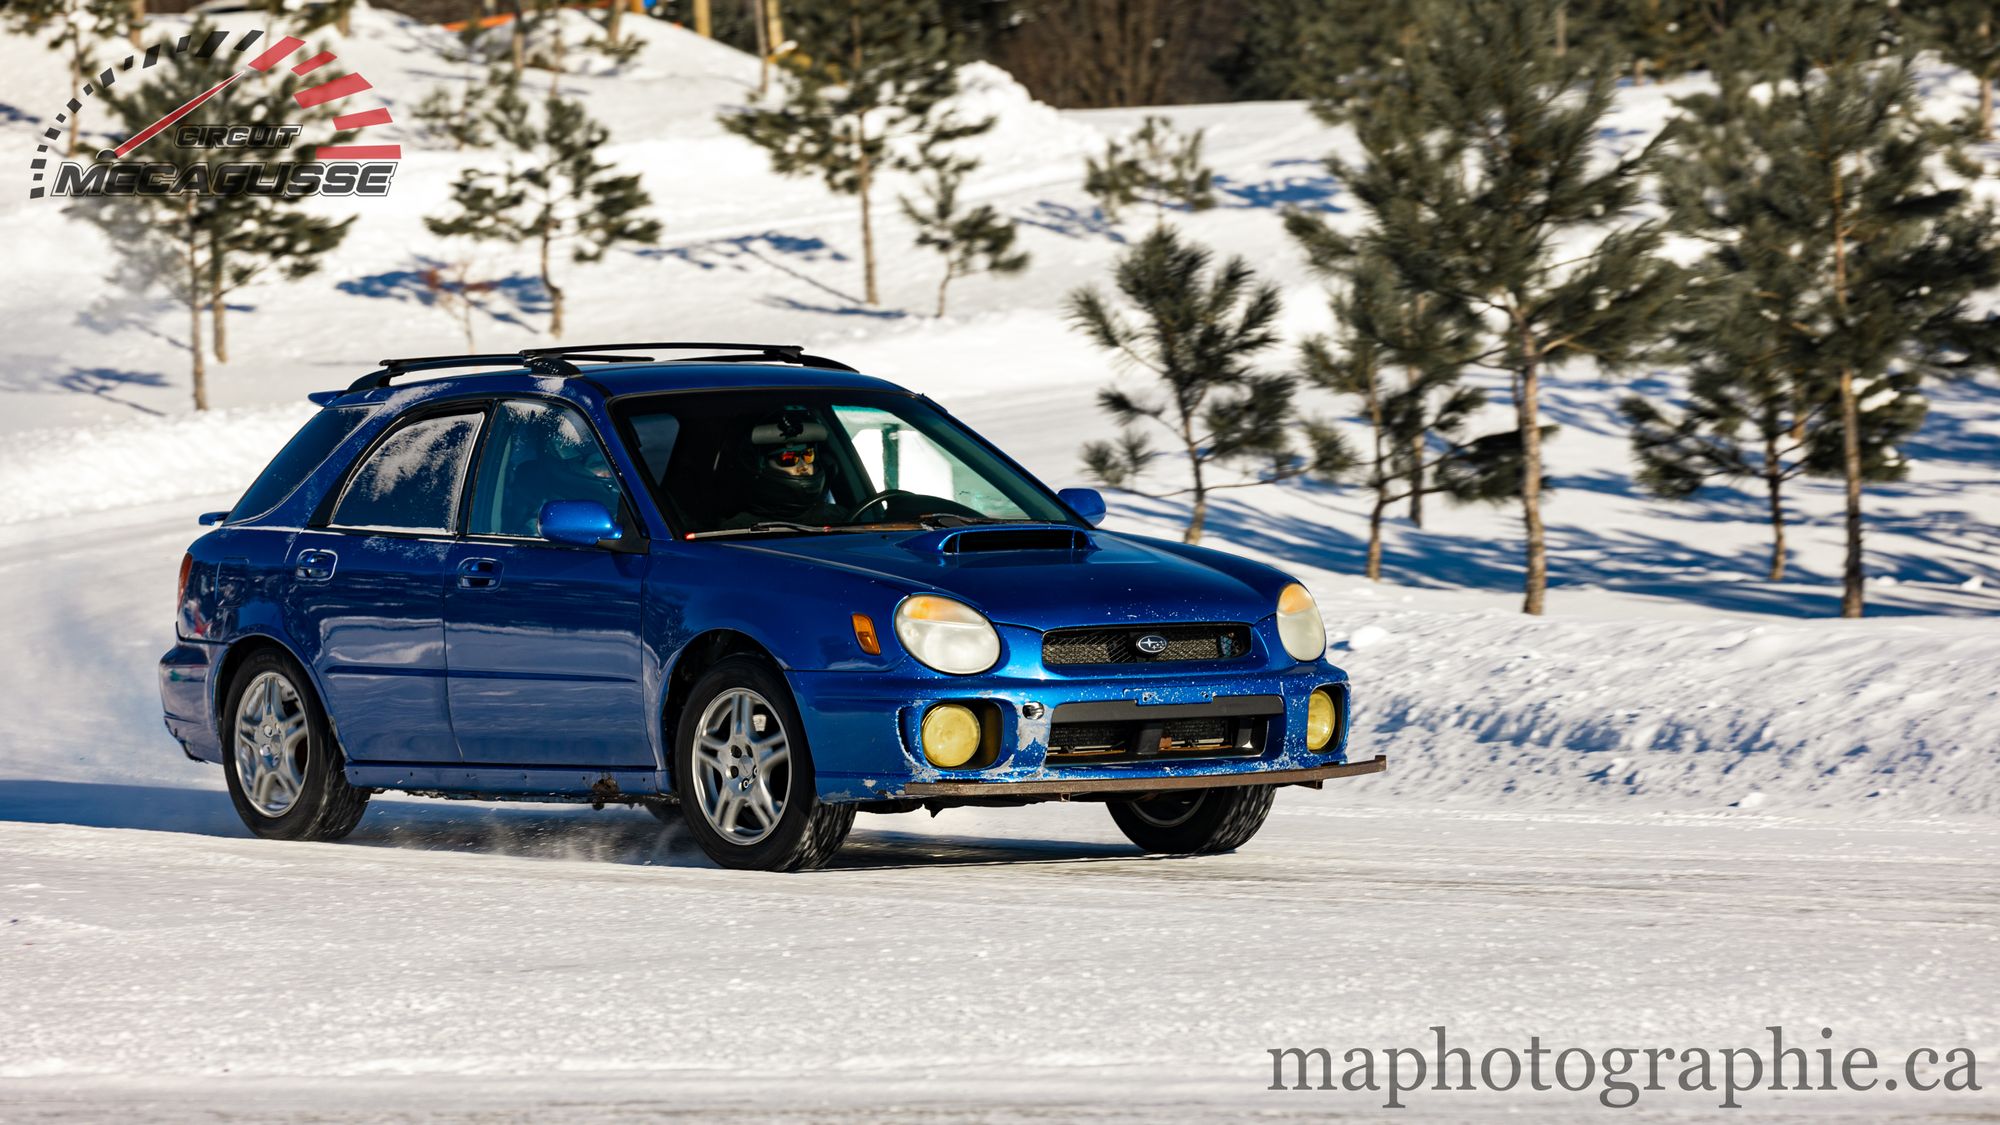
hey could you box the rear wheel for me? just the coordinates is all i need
[1107,785,1275,854]
[221,650,370,841]
[671,656,853,871]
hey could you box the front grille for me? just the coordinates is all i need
[1042,623,1254,666]
[1044,708,1269,765]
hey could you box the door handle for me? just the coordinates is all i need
[457,557,502,589]
[295,549,337,582]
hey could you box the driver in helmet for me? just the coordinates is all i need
[717,408,845,529]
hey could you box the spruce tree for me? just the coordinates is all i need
[1904,0,2000,139]
[1321,0,1681,614]
[722,0,987,307]
[427,75,663,337]
[5,0,131,157]
[1668,1,2000,616]
[1083,115,1216,226]
[1068,226,1352,544]
[899,140,1028,317]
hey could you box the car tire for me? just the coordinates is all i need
[221,649,370,842]
[1106,785,1275,855]
[671,656,854,871]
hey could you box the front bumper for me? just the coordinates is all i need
[789,657,1357,802]
[902,755,1385,799]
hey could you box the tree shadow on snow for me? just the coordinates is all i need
[336,258,549,331]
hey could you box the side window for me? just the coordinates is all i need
[468,400,623,538]
[329,412,483,533]
[232,406,372,523]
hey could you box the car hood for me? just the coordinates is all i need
[720,526,1279,631]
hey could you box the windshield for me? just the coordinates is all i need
[614,390,1077,536]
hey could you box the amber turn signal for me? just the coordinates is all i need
[852,613,881,655]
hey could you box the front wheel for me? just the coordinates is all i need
[221,650,370,841]
[1107,785,1275,854]
[671,656,854,871]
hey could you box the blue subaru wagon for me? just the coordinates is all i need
[159,343,1379,870]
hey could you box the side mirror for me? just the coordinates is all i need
[540,500,622,548]
[1058,487,1107,528]
[198,510,230,527]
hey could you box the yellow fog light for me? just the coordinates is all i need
[921,704,981,768]
[1306,690,1338,751]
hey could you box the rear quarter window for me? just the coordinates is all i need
[229,407,372,524]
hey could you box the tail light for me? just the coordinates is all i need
[177,553,194,632]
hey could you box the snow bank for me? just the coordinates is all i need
[1322,596,2000,814]
[0,404,313,526]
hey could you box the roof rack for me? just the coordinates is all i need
[521,342,858,372]
[342,341,856,394]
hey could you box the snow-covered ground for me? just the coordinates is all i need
[2,7,1998,1119]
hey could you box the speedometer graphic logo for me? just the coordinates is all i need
[29,27,400,200]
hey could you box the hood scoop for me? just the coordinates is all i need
[902,525,1094,556]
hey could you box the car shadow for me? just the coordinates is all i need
[0,779,1144,871]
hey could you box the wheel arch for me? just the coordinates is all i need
[658,629,786,777]
[212,632,327,732]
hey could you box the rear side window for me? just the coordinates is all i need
[329,412,484,533]
[229,407,371,523]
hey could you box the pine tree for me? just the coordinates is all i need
[1322,0,1682,614]
[1068,226,1352,544]
[1296,253,1514,580]
[1083,115,1215,226]
[5,0,132,157]
[427,75,663,337]
[1904,0,2000,139]
[71,25,354,409]
[899,140,1028,317]
[1216,0,1419,106]
[1670,1,2000,616]
[722,0,988,306]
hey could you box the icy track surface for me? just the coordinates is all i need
[3,803,1998,1123]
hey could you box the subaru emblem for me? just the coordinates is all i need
[1135,633,1169,655]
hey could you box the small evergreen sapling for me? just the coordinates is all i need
[722,0,989,306]
[900,140,1029,316]
[427,76,663,336]
[1083,115,1216,226]
[1068,226,1352,544]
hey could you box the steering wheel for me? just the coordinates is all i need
[848,489,916,523]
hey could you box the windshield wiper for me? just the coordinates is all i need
[914,514,1045,529]
[685,521,839,539]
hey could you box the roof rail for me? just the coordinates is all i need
[339,341,855,395]
[520,342,858,372]
[345,352,577,393]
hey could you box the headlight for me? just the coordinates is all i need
[894,595,1001,675]
[1276,583,1326,662]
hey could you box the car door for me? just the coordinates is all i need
[444,398,650,768]
[287,407,485,765]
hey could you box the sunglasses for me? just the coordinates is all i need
[767,445,816,468]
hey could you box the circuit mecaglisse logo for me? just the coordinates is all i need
[30,29,398,200]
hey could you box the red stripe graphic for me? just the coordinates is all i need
[315,143,402,160]
[246,35,305,71]
[295,72,371,108]
[112,70,243,157]
[332,107,393,129]
[291,51,336,76]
